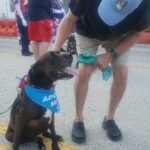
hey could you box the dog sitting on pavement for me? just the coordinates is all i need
[5,51,75,150]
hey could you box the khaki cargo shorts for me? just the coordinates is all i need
[75,33,130,65]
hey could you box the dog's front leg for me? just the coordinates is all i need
[13,114,25,150]
[49,113,60,150]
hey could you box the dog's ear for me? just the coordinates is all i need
[38,51,60,64]
[28,63,40,81]
[49,51,60,60]
[29,62,48,81]
[28,63,53,87]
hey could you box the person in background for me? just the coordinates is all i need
[14,0,32,56]
[51,0,77,54]
[67,28,77,54]
[27,0,52,60]
[51,0,65,52]
[53,0,150,143]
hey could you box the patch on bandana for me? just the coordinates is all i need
[24,85,60,112]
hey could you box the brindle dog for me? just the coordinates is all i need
[5,51,74,150]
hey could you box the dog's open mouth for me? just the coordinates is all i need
[56,68,77,79]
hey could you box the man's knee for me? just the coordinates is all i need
[112,65,128,83]
[78,64,93,81]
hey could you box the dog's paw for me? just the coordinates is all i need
[56,135,63,142]
[39,144,46,150]
[41,146,46,150]
[37,137,46,150]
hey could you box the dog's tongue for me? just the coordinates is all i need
[64,68,77,76]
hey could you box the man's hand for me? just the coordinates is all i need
[95,52,113,69]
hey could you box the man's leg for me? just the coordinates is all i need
[72,64,93,143]
[32,41,39,61]
[102,37,130,141]
[39,41,49,58]
[74,64,93,122]
[72,34,100,143]
[106,64,128,120]
[15,16,25,55]
[102,64,128,141]
[32,41,49,61]
[21,26,32,56]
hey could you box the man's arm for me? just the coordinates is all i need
[53,10,78,51]
[113,31,142,56]
[96,31,143,68]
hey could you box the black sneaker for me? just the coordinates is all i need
[102,118,122,141]
[22,51,33,56]
[71,122,86,143]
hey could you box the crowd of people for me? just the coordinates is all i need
[14,0,76,60]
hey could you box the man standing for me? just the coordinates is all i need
[53,0,150,143]
[14,0,32,56]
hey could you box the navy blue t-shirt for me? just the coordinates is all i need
[69,0,150,40]
[27,0,52,21]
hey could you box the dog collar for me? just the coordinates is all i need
[24,85,60,112]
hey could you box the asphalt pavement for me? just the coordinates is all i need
[0,37,150,150]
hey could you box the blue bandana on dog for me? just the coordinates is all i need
[24,85,60,112]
